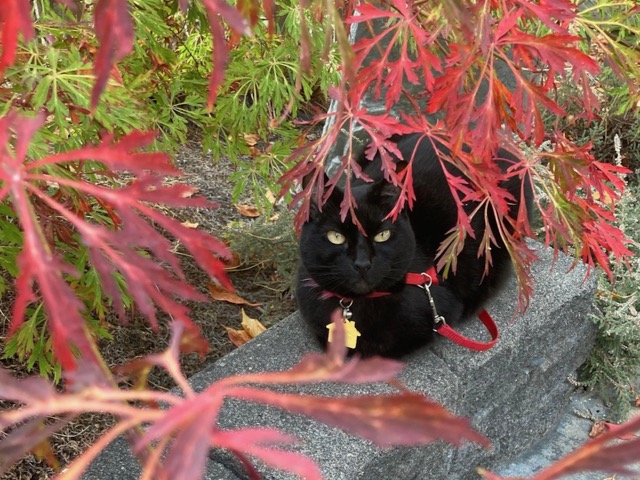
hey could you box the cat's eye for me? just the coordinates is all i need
[373,229,391,243]
[326,231,346,245]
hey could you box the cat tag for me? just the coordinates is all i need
[327,320,361,349]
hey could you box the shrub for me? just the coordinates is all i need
[581,180,640,421]
[547,54,640,419]
[225,209,299,293]
[280,0,640,310]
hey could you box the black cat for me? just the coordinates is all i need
[296,133,531,357]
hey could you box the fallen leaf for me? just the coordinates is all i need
[265,188,276,205]
[235,204,260,218]
[223,250,241,270]
[225,309,267,347]
[225,326,252,347]
[208,283,260,307]
[32,438,60,471]
[589,420,639,440]
[243,133,260,146]
[248,146,262,158]
[181,220,199,229]
[241,308,266,337]
[589,421,608,439]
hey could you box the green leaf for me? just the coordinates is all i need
[31,76,52,109]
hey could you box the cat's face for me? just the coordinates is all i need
[299,181,416,297]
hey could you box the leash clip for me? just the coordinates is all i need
[417,274,447,331]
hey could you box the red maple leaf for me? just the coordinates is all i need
[351,0,442,99]
[0,112,231,374]
[198,0,250,109]
[91,0,134,111]
[517,0,576,33]
[0,0,34,78]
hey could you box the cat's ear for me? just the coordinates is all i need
[302,169,328,190]
[305,171,343,218]
[302,170,335,200]
[370,179,401,201]
[302,169,326,209]
[395,160,409,176]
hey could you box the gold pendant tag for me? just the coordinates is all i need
[327,319,361,349]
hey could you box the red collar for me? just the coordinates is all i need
[317,266,498,352]
[316,267,438,301]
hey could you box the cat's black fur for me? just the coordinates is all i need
[296,133,531,357]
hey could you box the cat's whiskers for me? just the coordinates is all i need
[304,262,412,291]
[304,272,351,292]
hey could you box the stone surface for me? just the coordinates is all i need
[496,391,607,480]
[497,390,640,479]
[84,244,598,479]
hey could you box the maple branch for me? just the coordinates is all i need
[57,418,144,480]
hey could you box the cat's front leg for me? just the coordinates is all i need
[421,284,465,327]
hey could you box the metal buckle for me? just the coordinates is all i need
[420,272,433,288]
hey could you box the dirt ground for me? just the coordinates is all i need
[1,139,298,479]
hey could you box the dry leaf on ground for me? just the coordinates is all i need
[181,220,199,229]
[225,308,267,347]
[264,189,276,205]
[243,133,259,146]
[240,308,266,337]
[225,327,252,347]
[235,204,260,218]
[589,421,608,438]
[589,420,639,440]
[222,250,241,269]
[208,283,260,307]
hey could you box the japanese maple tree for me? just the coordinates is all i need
[281,0,638,307]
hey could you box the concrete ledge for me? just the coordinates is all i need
[84,244,597,479]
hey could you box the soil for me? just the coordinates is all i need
[0,139,299,479]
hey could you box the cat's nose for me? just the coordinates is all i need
[354,259,371,274]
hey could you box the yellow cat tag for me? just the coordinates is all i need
[327,320,361,349]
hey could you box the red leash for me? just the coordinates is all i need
[317,267,499,351]
[406,267,498,351]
